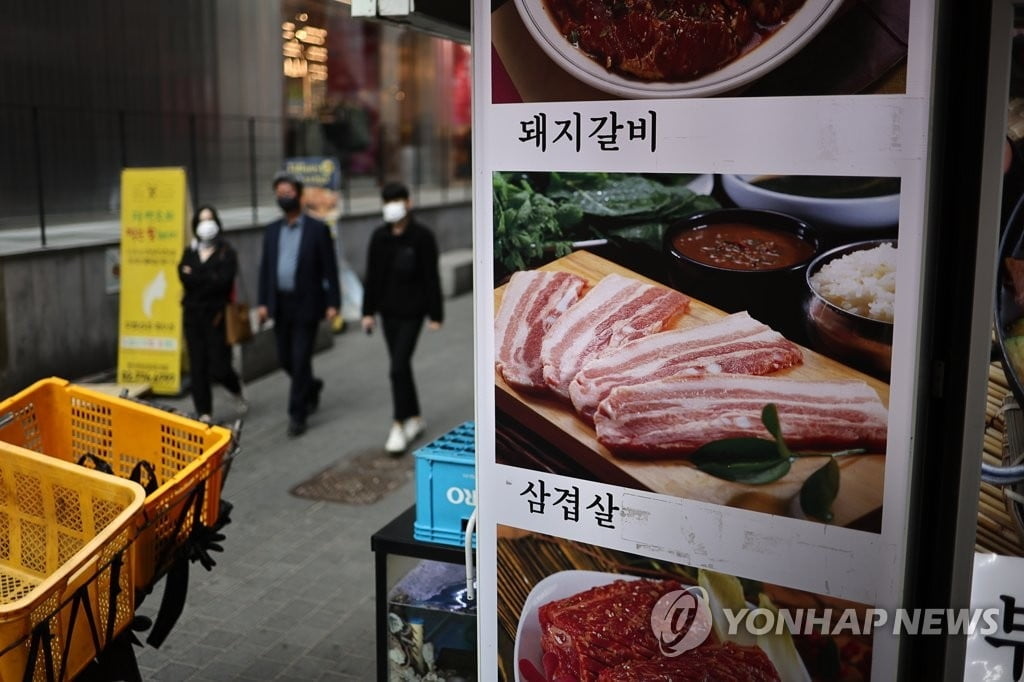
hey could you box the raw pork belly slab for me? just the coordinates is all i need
[540,274,690,399]
[495,270,586,391]
[569,312,802,421]
[538,578,684,682]
[595,642,781,681]
[595,374,888,457]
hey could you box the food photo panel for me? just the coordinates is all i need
[491,0,910,103]
[492,170,900,531]
[496,527,874,681]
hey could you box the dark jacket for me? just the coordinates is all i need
[258,214,341,324]
[178,240,237,323]
[361,218,443,322]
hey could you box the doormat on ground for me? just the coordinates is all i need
[289,447,414,505]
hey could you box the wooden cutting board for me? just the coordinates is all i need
[494,251,888,530]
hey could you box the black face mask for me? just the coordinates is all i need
[277,196,300,212]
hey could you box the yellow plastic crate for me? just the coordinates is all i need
[0,442,144,682]
[0,378,233,589]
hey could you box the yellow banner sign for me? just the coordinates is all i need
[117,168,188,394]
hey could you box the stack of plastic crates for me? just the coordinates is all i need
[0,378,233,590]
[0,442,144,681]
[413,422,476,547]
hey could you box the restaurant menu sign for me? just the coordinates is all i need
[117,167,188,395]
[472,0,938,679]
[964,5,1024,678]
[966,554,1024,680]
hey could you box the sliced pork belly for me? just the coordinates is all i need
[595,374,887,457]
[541,274,690,400]
[569,312,802,421]
[495,270,587,391]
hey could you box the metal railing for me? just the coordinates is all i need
[0,103,471,248]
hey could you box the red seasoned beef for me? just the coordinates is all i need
[538,578,684,682]
[545,0,809,82]
[595,641,781,681]
[547,0,755,81]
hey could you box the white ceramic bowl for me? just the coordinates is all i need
[721,174,900,229]
[512,0,842,99]
[804,239,896,377]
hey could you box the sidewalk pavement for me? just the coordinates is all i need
[133,291,476,681]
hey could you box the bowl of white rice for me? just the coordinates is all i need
[805,240,896,376]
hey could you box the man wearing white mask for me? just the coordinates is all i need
[178,205,247,423]
[361,182,444,454]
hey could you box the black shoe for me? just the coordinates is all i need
[307,379,324,414]
[287,419,307,437]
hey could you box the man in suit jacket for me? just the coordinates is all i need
[257,172,341,436]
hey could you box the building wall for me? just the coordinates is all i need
[0,203,471,395]
[0,0,284,226]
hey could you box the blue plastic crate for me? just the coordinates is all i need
[413,422,476,547]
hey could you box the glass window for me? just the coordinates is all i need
[281,1,471,209]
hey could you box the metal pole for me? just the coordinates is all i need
[31,106,46,247]
[188,113,199,207]
[249,117,257,226]
[118,109,127,168]
[441,124,450,204]
[342,152,351,216]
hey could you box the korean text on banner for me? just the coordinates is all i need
[285,156,342,226]
[117,167,188,395]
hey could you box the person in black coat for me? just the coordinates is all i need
[361,182,444,453]
[257,172,341,437]
[178,205,246,423]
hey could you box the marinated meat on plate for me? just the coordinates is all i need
[495,270,587,391]
[595,641,781,681]
[546,0,808,82]
[568,311,802,422]
[538,578,683,681]
[536,578,782,681]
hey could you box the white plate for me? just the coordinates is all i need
[512,0,843,99]
[721,174,900,229]
[512,569,810,681]
[685,174,714,196]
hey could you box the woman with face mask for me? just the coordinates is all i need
[361,182,444,454]
[178,205,247,423]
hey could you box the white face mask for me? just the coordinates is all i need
[382,201,407,224]
[195,220,219,242]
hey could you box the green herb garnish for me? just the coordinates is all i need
[691,404,860,522]
[492,172,718,275]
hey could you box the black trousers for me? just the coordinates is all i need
[184,312,241,416]
[273,292,320,423]
[382,315,423,422]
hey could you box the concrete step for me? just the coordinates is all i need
[439,248,473,299]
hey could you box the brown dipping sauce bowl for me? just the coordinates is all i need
[663,208,819,344]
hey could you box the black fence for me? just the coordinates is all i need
[0,103,469,246]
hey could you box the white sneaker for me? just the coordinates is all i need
[402,417,425,442]
[232,392,249,416]
[198,414,212,424]
[385,423,407,453]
